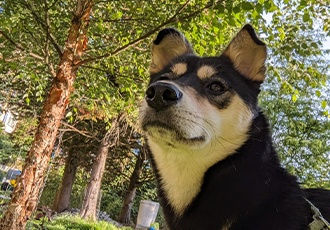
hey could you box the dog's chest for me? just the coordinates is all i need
[148,139,208,216]
[148,138,239,217]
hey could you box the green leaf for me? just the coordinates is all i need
[292,94,297,102]
[242,2,253,10]
[256,4,263,13]
[311,42,318,48]
[199,46,205,56]
[300,0,307,7]
[264,1,271,10]
[315,90,321,97]
[303,12,310,22]
[321,100,327,109]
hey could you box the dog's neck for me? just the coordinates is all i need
[147,120,251,216]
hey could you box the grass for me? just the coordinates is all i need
[27,215,133,230]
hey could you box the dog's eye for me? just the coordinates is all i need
[208,82,225,94]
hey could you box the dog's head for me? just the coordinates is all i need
[140,25,266,158]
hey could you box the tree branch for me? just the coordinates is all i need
[47,0,60,10]
[80,65,110,73]
[0,30,44,60]
[44,0,56,78]
[93,17,161,23]
[75,1,222,67]
[23,1,63,58]
[60,121,101,142]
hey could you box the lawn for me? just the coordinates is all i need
[27,215,133,230]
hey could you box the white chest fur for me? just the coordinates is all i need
[148,135,244,216]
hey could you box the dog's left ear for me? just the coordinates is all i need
[222,25,267,82]
[150,28,194,74]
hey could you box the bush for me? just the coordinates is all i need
[39,166,63,208]
[70,168,89,209]
[0,170,6,181]
[100,180,166,227]
[39,166,89,210]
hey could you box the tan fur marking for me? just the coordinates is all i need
[197,65,217,79]
[171,63,187,76]
[150,33,193,74]
[221,222,233,230]
[142,91,254,216]
[224,28,266,81]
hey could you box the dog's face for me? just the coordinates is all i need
[139,25,267,214]
[140,25,266,152]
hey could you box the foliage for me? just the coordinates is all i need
[0,170,6,181]
[100,177,166,226]
[259,23,330,189]
[260,79,330,189]
[1,0,329,124]
[0,117,37,165]
[70,168,90,209]
[39,167,64,208]
[39,166,88,209]
[0,134,16,165]
[27,215,132,230]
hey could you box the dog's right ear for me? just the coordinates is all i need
[150,28,194,74]
[222,25,267,82]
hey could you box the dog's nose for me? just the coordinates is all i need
[145,82,182,111]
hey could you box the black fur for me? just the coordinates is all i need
[148,113,330,229]
[154,28,181,45]
[144,27,330,230]
[242,24,265,46]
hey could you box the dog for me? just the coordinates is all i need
[139,25,330,230]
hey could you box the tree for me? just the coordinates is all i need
[52,148,79,213]
[0,1,94,229]
[100,123,155,223]
[52,121,100,213]
[79,131,111,220]
[118,146,147,224]
[80,115,129,220]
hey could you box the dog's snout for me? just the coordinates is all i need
[146,82,182,111]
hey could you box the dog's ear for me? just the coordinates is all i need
[150,28,194,74]
[222,25,267,82]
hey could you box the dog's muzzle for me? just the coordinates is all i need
[145,82,182,111]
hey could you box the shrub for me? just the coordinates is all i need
[0,170,6,181]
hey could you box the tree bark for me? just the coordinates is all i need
[52,150,79,213]
[0,1,93,229]
[118,150,146,224]
[79,132,111,220]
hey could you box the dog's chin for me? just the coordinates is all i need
[143,122,208,149]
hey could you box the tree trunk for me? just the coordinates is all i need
[118,150,146,224]
[53,150,79,213]
[0,2,93,229]
[79,133,111,220]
